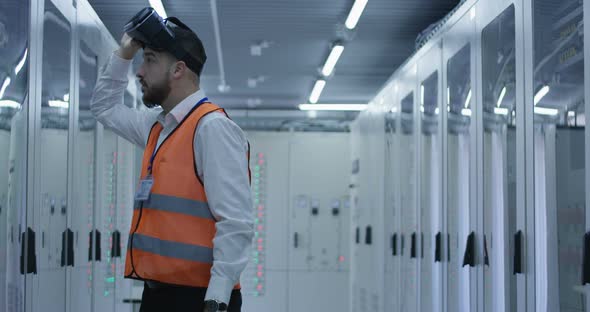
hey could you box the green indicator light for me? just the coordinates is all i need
[255,179,260,184]
[254,291,259,297]
[254,278,259,283]
[254,219,259,224]
[254,199,259,204]
[104,291,109,297]
[255,166,260,170]
[253,259,259,264]
[254,173,260,178]
[106,277,115,283]
[253,251,259,257]
[254,232,259,238]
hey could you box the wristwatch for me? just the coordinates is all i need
[204,299,227,311]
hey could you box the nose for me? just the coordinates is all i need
[136,64,145,82]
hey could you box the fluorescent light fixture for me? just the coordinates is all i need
[568,111,576,118]
[307,110,318,119]
[0,77,11,99]
[309,79,326,104]
[465,89,472,108]
[421,85,425,106]
[497,86,507,107]
[48,100,69,108]
[0,100,21,109]
[461,108,472,117]
[63,93,70,102]
[435,107,440,115]
[391,107,398,113]
[149,0,167,18]
[345,0,368,29]
[322,45,344,76]
[534,107,559,116]
[15,48,28,75]
[470,7,476,20]
[534,85,550,106]
[420,105,425,113]
[494,107,509,115]
[299,104,368,111]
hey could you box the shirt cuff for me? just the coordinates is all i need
[205,275,235,305]
[108,53,132,81]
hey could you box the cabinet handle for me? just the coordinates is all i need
[462,231,475,267]
[583,232,590,285]
[20,227,37,274]
[410,232,417,258]
[435,232,442,262]
[365,226,372,245]
[513,230,523,275]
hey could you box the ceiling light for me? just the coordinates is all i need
[49,100,69,108]
[0,100,21,109]
[497,86,506,107]
[465,89,472,108]
[470,7,476,20]
[345,0,368,30]
[149,0,167,18]
[461,108,472,117]
[322,44,344,76]
[0,77,11,99]
[494,107,509,115]
[309,79,326,104]
[420,85,425,106]
[534,85,550,106]
[299,104,367,111]
[15,48,28,75]
[534,107,559,116]
[63,93,70,102]
[391,107,398,113]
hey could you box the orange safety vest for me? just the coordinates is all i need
[124,102,247,289]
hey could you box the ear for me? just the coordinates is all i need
[171,61,188,80]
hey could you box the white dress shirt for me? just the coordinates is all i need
[90,53,254,305]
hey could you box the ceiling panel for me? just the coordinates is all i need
[88,0,460,110]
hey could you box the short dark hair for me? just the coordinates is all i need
[167,19,207,77]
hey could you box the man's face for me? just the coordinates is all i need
[136,48,173,107]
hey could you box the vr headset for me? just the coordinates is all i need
[124,7,204,75]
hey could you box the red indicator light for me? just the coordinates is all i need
[257,225,263,231]
[257,284,263,291]
[339,256,345,262]
[257,245,263,251]
[257,271,263,277]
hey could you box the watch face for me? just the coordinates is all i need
[204,300,219,311]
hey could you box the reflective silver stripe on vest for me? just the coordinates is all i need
[134,194,215,220]
[130,233,214,263]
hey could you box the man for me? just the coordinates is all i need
[90,13,253,312]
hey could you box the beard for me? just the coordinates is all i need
[141,74,171,108]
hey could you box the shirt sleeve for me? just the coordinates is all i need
[194,114,254,304]
[90,53,161,147]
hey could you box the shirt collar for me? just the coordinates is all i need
[157,89,207,126]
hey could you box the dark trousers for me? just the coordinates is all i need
[139,282,242,312]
